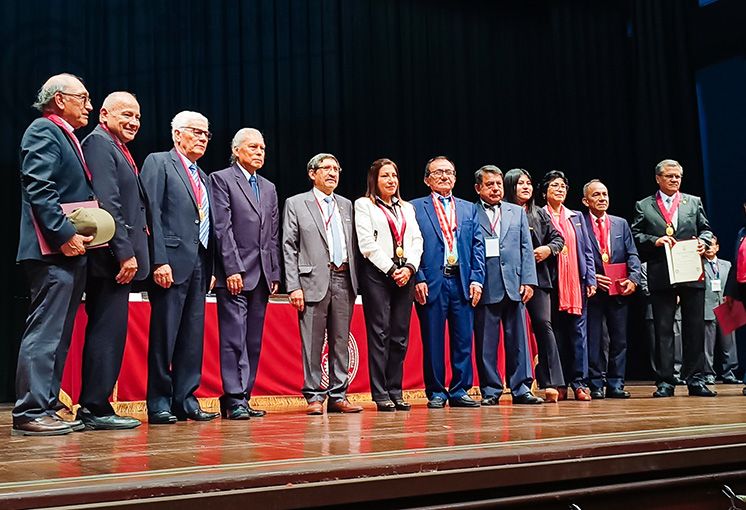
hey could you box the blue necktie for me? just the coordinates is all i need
[249,174,260,201]
[324,196,343,267]
[189,163,210,248]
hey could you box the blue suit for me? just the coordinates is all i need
[551,209,596,389]
[473,201,538,399]
[412,195,485,401]
[583,212,641,392]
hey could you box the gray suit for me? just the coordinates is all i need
[703,258,738,379]
[282,189,359,402]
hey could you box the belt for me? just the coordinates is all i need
[443,265,460,277]
[329,262,349,272]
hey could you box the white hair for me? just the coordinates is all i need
[230,128,263,164]
[171,111,209,143]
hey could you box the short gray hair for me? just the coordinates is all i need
[307,153,339,173]
[230,128,263,164]
[32,73,84,112]
[171,111,209,143]
[655,159,684,176]
[474,165,502,185]
[582,178,604,196]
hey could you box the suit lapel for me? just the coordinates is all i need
[476,204,492,236]
[232,165,261,217]
[424,196,445,245]
[170,149,199,211]
[586,214,602,257]
[304,192,329,247]
[499,204,512,242]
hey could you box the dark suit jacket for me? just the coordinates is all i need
[412,195,485,301]
[17,117,94,261]
[582,212,642,290]
[476,201,537,304]
[82,125,150,281]
[631,192,713,292]
[209,164,281,290]
[527,207,564,289]
[140,149,213,289]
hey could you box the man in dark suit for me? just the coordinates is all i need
[412,156,485,409]
[631,159,715,398]
[140,110,219,423]
[582,179,641,399]
[13,73,95,435]
[77,92,148,430]
[210,128,281,420]
[472,166,542,405]
[283,153,362,415]
[701,236,739,384]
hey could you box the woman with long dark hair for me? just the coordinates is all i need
[355,159,424,411]
[538,170,597,401]
[503,168,565,402]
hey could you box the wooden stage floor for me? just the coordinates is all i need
[2,385,746,510]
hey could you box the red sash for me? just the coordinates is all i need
[376,199,407,249]
[432,193,456,255]
[43,114,92,182]
[655,192,681,233]
[100,123,138,174]
[592,215,610,260]
[175,152,203,208]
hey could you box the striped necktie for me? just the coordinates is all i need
[188,163,210,248]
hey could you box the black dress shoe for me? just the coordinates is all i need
[720,375,740,385]
[653,385,674,398]
[480,395,500,406]
[393,399,411,411]
[247,405,266,418]
[376,400,396,412]
[688,384,717,397]
[449,395,480,408]
[742,387,746,396]
[606,388,631,399]
[176,408,220,421]
[427,397,446,409]
[221,405,250,420]
[673,376,686,386]
[55,412,85,432]
[78,408,141,430]
[148,410,177,424]
[512,393,544,405]
[590,390,605,400]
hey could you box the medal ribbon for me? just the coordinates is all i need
[100,123,138,174]
[315,196,336,230]
[376,200,407,248]
[655,192,681,232]
[593,215,610,259]
[488,206,501,235]
[432,193,457,255]
[176,154,203,209]
[43,114,92,182]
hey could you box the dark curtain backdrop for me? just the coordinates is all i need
[0,0,706,400]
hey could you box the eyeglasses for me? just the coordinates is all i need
[428,169,456,177]
[59,92,91,105]
[181,126,212,140]
[548,182,568,190]
[316,164,342,173]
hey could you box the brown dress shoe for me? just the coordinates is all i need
[574,387,592,401]
[12,416,73,436]
[544,388,559,403]
[307,401,324,415]
[327,399,363,413]
[557,387,568,401]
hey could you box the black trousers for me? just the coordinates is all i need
[360,260,415,402]
[650,285,706,386]
[525,287,565,388]
[80,275,133,415]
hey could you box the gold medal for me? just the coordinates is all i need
[601,253,609,263]
[395,246,404,258]
[199,209,206,221]
[665,225,674,236]
[561,246,568,255]
[447,254,456,265]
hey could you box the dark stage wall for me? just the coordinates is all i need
[0,0,733,401]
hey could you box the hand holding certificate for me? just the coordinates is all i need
[664,238,703,284]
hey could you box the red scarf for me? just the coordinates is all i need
[546,205,583,315]
[43,114,92,182]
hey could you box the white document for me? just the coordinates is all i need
[485,237,500,258]
[665,239,703,284]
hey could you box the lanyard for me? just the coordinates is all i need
[486,204,501,234]
[376,199,407,248]
[315,195,336,230]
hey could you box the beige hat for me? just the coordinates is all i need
[67,207,116,247]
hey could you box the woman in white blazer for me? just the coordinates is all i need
[355,159,423,411]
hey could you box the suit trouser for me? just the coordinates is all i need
[552,291,588,390]
[650,285,706,386]
[13,257,87,423]
[360,261,415,403]
[587,292,629,391]
[147,252,207,415]
[299,270,355,403]
[703,319,738,379]
[474,298,533,398]
[415,275,474,401]
[526,288,565,388]
[215,281,269,408]
[80,275,132,416]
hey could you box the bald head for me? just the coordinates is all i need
[99,91,141,143]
